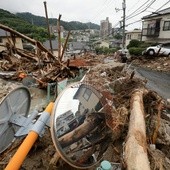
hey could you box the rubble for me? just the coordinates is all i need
[131,56,170,72]
[0,55,170,169]
[0,24,170,170]
[0,24,79,88]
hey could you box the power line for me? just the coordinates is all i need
[126,0,157,20]
[155,0,170,12]
[127,0,142,12]
[126,19,142,27]
[126,0,156,19]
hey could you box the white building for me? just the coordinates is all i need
[125,29,142,46]
[100,17,112,38]
[142,7,170,43]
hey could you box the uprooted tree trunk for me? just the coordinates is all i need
[124,89,151,170]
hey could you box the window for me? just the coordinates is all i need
[95,101,102,111]
[127,34,131,40]
[138,34,141,40]
[83,88,92,101]
[163,21,170,31]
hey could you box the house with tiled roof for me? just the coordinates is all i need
[142,7,170,43]
[43,40,64,57]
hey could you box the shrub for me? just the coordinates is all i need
[128,47,145,56]
[127,40,142,49]
[95,47,118,55]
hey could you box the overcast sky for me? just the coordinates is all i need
[1,0,170,30]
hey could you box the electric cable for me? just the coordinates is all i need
[126,0,154,18]
[126,0,157,20]
[155,0,170,12]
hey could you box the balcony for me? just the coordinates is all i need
[142,27,160,37]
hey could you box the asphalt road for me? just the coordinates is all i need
[132,66,170,100]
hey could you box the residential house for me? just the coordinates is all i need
[125,29,142,46]
[0,29,23,52]
[68,42,90,55]
[73,84,103,114]
[142,7,170,43]
[76,35,90,42]
[43,40,63,57]
[56,110,78,137]
[109,39,122,48]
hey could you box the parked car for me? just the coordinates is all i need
[142,43,170,56]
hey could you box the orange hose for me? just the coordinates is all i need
[5,102,54,170]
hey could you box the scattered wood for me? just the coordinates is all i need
[0,24,78,88]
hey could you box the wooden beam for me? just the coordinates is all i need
[124,89,150,170]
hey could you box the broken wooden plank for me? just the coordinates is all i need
[0,24,56,60]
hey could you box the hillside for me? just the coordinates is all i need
[0,9,49,42]
[16,12,100,30]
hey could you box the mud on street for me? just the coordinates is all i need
[0,20,170,170]
[0,53,170,170]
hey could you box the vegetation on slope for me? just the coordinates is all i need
[16,12,100,30]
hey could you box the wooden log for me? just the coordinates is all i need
[58,113,104,148]
[60,31,70,61]
[57,14,62,61]
[124,89,150,170]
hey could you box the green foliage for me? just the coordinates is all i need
[127,40,142,49]
[16,12,100,31]
[128,47,145,56]
[0,9,49,42]
[95,47,117,55]
[0,9,100,42]
[113,33,122,40]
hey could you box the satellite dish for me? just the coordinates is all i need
[0,87,31,153]
[51,83,112,169]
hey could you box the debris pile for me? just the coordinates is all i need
[0,24,78,88]
[83,61,170,170]
[131,56,170,72]
[0,24,170,170]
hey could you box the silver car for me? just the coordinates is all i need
[143,43,170,56]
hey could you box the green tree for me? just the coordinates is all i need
[127,40,142,49]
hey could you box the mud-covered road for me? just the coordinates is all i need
[132,66,170,100]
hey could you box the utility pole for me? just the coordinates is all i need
[44,1,53,54]
[122,0,126,52]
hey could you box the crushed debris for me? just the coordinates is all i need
[131,56,170,72]
[0,24,170,170]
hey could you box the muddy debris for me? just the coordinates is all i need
[0,57,170,170]
[0,24,170,170]
[131,56,170,72]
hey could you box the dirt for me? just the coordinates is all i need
[0,54,170,170]
[131,56,170,72]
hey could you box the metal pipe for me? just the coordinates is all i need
[5,102,54,170]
